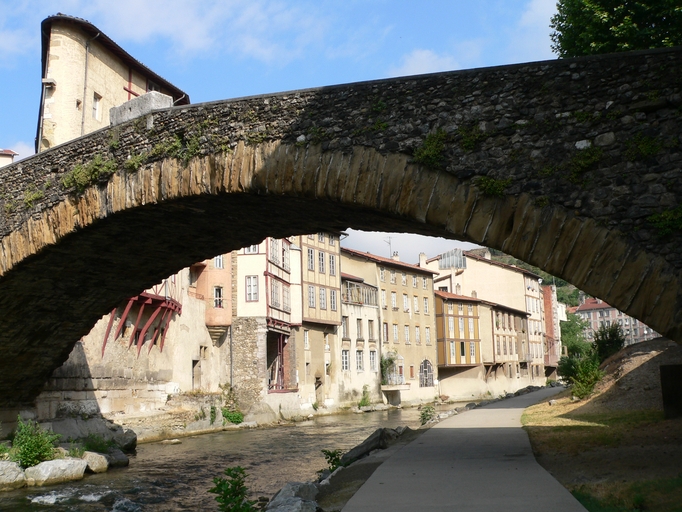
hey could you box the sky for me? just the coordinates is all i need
[0,0,559,263]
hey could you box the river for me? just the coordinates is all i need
[0,408,426,511]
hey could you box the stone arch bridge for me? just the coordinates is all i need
[1,47,681,406]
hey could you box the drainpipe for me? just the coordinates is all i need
[81,32,100,137]
[229,325,233,388]
[173,94,186,105]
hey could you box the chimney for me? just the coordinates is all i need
[418,252,427,267]
[483,249,491,260]
[391,251,400,261]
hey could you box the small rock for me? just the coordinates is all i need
[105,449,129,468]
[549,400,557,406]
[160,439,182,445]
[82,451,109,473]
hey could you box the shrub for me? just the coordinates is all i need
[10,417,61,468]
[321,449,344,472]
[222,408,244,425]
[414,129,448,169]
[420,405,436,425]
[83,433,114,453]
[209,466,257,512]
[593,323,626,363]
[358,385,371,408]
[61,154,117,193]
[568,354,604,399]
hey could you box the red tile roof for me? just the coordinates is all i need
[0,149,18,156]
[340,272,364,282]
[573,298,613,312]
[434,290,481,302]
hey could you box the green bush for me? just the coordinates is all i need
[83,433,114,453]
[561,354,604,399]
[321,449,344,472]
[420,405,436,425]
[222,408,244,425]
[10,417,61,468]
[209,466,257,512]
[593,323,626,363]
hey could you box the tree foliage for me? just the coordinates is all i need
[209,466,257,512]
[550,1,682,58]
[593,323,626,362]
[560,313,592,356]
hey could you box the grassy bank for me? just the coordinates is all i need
[522,392,682,512]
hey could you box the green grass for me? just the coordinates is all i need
[574,474,682,512]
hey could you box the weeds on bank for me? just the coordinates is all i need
[522,397,664,456]
[209,466,258,512]
[83,433,115,453]
[10,416,61,468]
[358,385,371,408]
[573,474,682,512]
[222,408,244,425]
[420,405,436,425]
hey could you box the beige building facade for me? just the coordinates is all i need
[36,14,188,152]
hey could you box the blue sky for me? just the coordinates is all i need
[0,0,559,262]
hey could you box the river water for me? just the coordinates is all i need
[0,408,425,511]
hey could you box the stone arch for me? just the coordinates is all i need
[1,46,682,406]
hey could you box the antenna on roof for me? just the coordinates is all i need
[384,236,393,257]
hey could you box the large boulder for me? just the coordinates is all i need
[82,451,109,473]
[0,461,26,491]
[267,482,318,511]
[105,448,129,468]
[46,417,137,452]
[339,428,398,466]
[24,459,87,486]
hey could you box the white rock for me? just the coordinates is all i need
[82,451,109,473]
[0,461,26,491]
[24,459,87,486]
[575,140,592,149]
[266,496,316,512]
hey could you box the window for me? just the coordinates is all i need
[390,270,396,284]
[383,323,388,343]
[470,342,476,359]
[342,316,349,338]
[468,304,473,315]
[415,326,421,344]
[246,276,258,301]
[318,233,325,242]
[330,290,337,311]
[92,92,101,120]
[341,350,350,371]
[419,360,434,387]
[496,337,501,355]
[404,325,410,344]
[423,297,429,314]
[271,280,281,308]
[356,319,363,339]
[455,283,461,294]
[391,292,397,309]
[308,234,315,239]
[401,273,407,286]
[450,341,456,359]
[422,277,427,289]
[329,234,336,245]
[307,248,314,270]
[393,324,399,342]
[448,303,454,314]
[448,317,455,336]
[283,285,290,312]
[380,268,385,281]
[458,303,463,313]
[329,254,336,276]
[214,286,223,308]
[304,330,309,349]
[409,365,415,379]
[283,243,290,271]
[412,276,417,287]
[468,318,475,339]
[425,327,431,344]
[459,317,465,337]
[308,285,316,308]
[381,290,387,308]
[503,338,508,355]
[414,296,419,313]
[403,294,409,311]
[370,350,377,371]
[214,255,223,269]
[356,350,364,371]
[244,244,259,254]
[460,342,466,357]
[318,251,325,273]
[319,288,327,309]
[368,320,374,340]
[269,238,280,264]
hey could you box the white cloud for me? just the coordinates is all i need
[388,49,460,77]
[505,0,557,63]
[7,141,35,162]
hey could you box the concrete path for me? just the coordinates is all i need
[342,387,587,511]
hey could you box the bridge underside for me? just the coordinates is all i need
[1,46,682,406]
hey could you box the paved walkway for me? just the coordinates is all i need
[343,387,587,511]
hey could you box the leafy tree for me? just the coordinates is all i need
[593,323,626,362]
[550,1,682,58]
[560,313,592,356]
[557,286,580,307]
